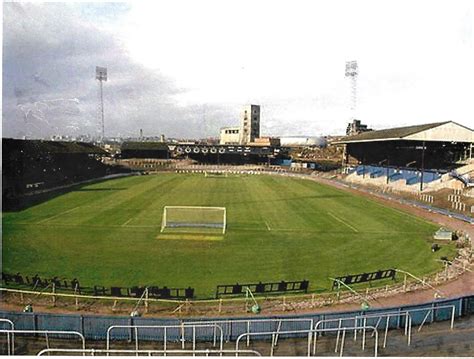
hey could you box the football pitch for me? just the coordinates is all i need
[2,173,456,298]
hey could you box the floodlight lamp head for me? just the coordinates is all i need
[345,61,358,77]
[96,66,107,81]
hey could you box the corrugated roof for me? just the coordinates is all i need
[335,121,451,144]
[2,138,107,154]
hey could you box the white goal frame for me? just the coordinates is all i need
[161,206,227,234]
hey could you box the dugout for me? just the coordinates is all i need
[335,121,474,171]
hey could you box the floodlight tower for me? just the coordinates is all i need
[96,66,107,142]
[345,60,358,121]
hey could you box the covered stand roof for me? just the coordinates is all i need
[121,141,169,151]
[2,138,107,155]
[334,121,474,144]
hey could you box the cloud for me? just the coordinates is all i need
[3,1,474,140]
[2,2,233,139]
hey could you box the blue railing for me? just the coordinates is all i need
[0,295,471,341]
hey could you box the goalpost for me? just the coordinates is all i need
[161,206,227,234]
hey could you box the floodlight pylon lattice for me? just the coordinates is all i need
[96,66,107,142]
[345,60,358,121]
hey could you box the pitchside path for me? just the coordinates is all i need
[2,173,456,298]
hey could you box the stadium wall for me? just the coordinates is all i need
[0,295,472,340]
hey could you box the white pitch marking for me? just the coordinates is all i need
[16,222,158,229]
[36,206,80,224]
[327,212,359,233]
[265,221,272,231]
[122,218,134,227]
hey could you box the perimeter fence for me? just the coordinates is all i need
[0,294,472,341]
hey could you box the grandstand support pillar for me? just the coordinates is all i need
[342,145,347,168]
[362,155,366,179]
[420,141,426,192]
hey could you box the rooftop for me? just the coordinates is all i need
[334,121,474,144]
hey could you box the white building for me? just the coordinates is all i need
[219,104,261,145]
[219,126,240,145]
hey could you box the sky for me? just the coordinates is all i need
[2,1,474,139]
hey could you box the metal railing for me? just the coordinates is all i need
[0,319,15,355]
[0,329,85,356]
[37,348,262,356]
[235,325,379,357]
[106,324,224,354]
[312,304,456,352]
[185,317,314,344]
[353,311,412,348]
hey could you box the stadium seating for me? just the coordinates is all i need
[450,170,474,187]
[353,165,443,185]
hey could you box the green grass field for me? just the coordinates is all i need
[2,173,456,298]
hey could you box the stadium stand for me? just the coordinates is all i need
[450,165,474,188]
[120,141,170,159]
[352,165,443,186]
[2,138,130,209]
[335,121,474,171]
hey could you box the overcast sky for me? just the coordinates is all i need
[2,1,473,139]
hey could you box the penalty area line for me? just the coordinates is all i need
[36,206,81,224]
[327,212,359,233]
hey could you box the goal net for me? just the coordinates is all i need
[161,206,227,234]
